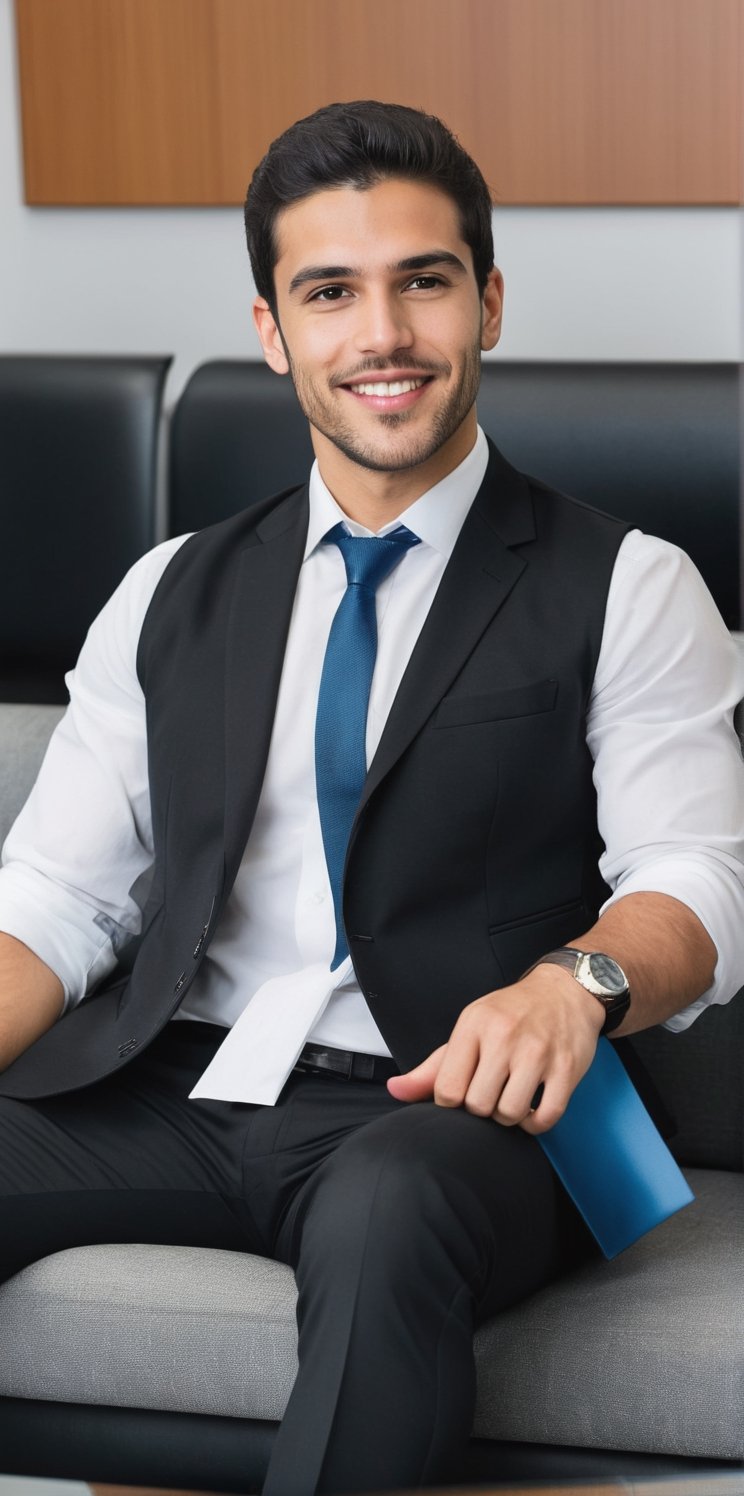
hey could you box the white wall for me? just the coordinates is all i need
[1,0,742,407]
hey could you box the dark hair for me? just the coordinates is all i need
[244,100,494,311]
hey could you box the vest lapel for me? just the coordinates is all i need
[358,445,536,814]
[221,445,535,886]
[223,486,309,885]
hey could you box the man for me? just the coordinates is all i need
[1,101,743,1494]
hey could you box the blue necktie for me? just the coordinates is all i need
[315,522,421,969]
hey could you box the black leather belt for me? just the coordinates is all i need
[295,1042,399,1083]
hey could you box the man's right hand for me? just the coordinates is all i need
[387,962,604,1134]
[0,933,64,1072]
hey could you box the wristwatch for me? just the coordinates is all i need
[529,948,631,1034]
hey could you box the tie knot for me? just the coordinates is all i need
[324,523,420,592]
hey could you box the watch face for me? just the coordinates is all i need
[587,953,627,994]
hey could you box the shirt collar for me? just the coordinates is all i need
[304,426,490,562]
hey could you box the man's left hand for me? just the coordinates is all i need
[386,965,604,1134]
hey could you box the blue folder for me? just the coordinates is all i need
[537,1036,694,1259]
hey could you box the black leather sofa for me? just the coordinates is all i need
[169,359,742,629]
[0,357,740,706]
[0,355,172,703]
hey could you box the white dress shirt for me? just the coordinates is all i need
[2,426,744,1103]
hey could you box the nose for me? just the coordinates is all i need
[353,289,414,357]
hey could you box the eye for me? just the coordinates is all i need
[307,285,351,303]
[406,275,445,291]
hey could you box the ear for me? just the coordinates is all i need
[253,297,290,375]
[480,268,504,352]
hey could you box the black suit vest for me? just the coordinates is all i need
[1,443,630,1098]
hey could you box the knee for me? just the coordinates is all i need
[298,1104,493,1285]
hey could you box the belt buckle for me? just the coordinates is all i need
[300,1045,354,1079]
[324,1047,353,1079]
[352,1053,376,1081]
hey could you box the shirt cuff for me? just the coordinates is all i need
[0,862,120,1011]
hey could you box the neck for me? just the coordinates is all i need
[313,412,478,531]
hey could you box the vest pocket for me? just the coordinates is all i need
[488,897,588,982]
[435,679,558,728]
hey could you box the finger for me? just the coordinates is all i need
[519,1071,574,1135]
[432,1030,482,1109]
[492,1062,548,1128]
[386,1044,447,1102]
[460,1053,511,1118]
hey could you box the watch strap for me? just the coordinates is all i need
[529,948,631,1034]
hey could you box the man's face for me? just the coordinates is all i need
[253,178,503,485]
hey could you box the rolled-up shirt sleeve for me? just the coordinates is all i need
[0,536,189,1010]
[587,530,744,1030]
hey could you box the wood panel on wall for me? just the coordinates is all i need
[15,0,744,206]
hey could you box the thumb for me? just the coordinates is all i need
[387,1044,447,1103]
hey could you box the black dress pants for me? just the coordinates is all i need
[0,1021,594,1494]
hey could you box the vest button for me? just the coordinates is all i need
[193,914,212,959]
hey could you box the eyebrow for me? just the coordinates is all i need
[287,251,468,297]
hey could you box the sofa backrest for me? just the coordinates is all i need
[5,358,740,703]
[477,362,741,630]
[168,359,742,629]
[169,361,314,537]
[633,1000,743,1172]
[0,355,172,703]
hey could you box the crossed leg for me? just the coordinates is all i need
[266,1088,593,1495]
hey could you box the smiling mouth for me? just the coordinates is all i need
[347,376,431,397]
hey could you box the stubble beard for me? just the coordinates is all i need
[285,339,483,475]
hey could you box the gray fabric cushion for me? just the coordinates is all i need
[1,1170,741,1459]
[0,704,64,842]
[473,1170,744,1458]
[0,1245,298,1422]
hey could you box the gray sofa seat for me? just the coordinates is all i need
[0,1168,742,1460]
[474,1169,744,1459]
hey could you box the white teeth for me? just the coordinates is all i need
[352,378,426,397]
